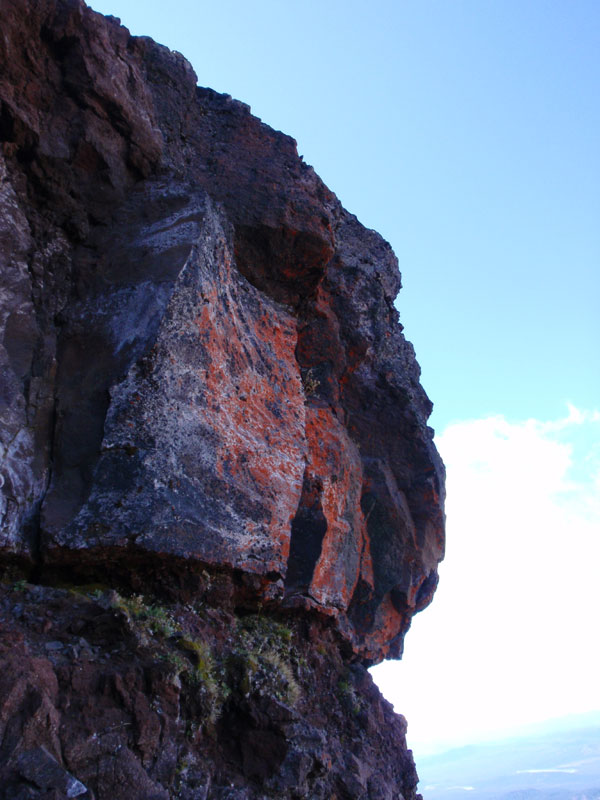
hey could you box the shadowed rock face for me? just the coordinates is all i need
[0,583,423,800]
[0,0,444,667]
[0,1,447,796]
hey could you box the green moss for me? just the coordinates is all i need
[263,652,301,706]
[110,592,178,638]
[159,650,188,680]
[46,589,305,727]
[229,614,301,708]
[337,673,362,716]
[177,637,229,725]
[180,638,215,685]
[238,613,293,650]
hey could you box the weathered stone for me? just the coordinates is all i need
[0,0,444,664]
[0,0,446,795]
[0,583,422,800]
[45,200,307,578]
[17,746,88,797]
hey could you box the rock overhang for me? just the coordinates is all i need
[0,0,445,665]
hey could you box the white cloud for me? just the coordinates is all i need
[371,407,600,756]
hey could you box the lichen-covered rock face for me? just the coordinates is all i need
[0,0,445,667]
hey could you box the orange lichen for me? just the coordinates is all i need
[188,245,307,576]
[301,407,371,611]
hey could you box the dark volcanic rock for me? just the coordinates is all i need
[0,0,445,796]
[0,583,421,800]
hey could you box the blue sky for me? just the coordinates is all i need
[89,0,599,754]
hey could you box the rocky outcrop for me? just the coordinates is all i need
[0,582,421,799]
[0,0,445,796]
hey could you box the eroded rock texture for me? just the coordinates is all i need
[0,0,445,796]
[0,582,422,800]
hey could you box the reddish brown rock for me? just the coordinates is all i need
[0,582,422,800]
[0,0,445,795]
[0,0,444,664]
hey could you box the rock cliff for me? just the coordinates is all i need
[0,1,445,797]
